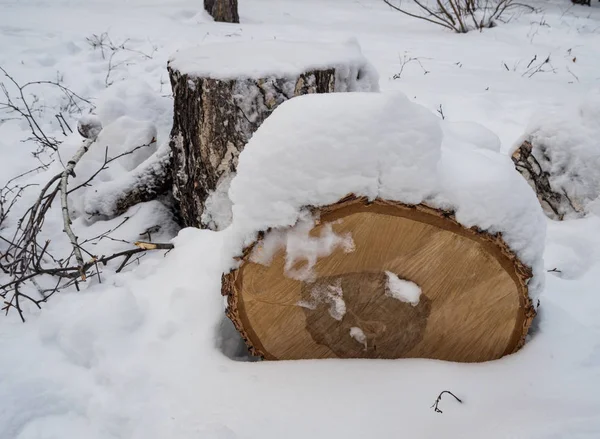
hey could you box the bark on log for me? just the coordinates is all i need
[204,0,239,23]
[512,140,584,220]
[83,144,172,218]
[169,66,356,228]
[222,196,536,363]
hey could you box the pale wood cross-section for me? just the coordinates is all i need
[222,196,536,363]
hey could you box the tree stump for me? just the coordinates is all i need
[222,196,536,363]
[167,41,378,229]
[513,97,600,220]
[204,0,239,23]
[512,140,578,220]
[512,140,587,220]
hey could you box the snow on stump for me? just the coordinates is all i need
[512,97,600,220]
[221,92,546,363]
[167,40,378,229]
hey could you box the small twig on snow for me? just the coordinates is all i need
[437,104,446,120]
[431,390,463,413]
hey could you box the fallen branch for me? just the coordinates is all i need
[1,132,172,321]
[60,138,96,277]
[1,241,174,321]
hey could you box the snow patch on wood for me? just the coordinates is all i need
[297,279,346,321]
[385,271,421,306]
[250,214,354,282]
[349,327,367,350]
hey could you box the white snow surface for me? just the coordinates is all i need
[201,173,235,231]
[385,271,422,306]
[2,0,600,438]
[228,91,546,299]
[521,93,600,216]
[442,121,502,152]
[169,40,378,92]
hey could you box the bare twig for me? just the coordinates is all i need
[437,104,446,120]
[383,0,456,31]
[431,390,463,413]
[566,66,579,83]
[67,140,155,194]
[1,241,174,321]
[522,54,556,78]
[393,53,430,80]
[0,66,92,160]
[86,32,157,88]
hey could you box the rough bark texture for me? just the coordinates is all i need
[204,0,239,23]
[168,67,336,228]
[512,140,583,220]
[222,196,536,363]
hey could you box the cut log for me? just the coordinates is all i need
[219,92,544,363]
[167,41,378,229]
[223,196,536,363]
[204,0,239,23]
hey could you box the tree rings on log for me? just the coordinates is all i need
[222,196,536,363]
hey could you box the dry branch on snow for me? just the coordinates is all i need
[0,108,174,321]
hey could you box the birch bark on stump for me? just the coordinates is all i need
[167,42,378,229]
[204,0,239,23]
[512,140,585,220]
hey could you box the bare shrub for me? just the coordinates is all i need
[383,0,532,33]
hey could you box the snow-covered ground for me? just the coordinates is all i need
[2,0,600,437]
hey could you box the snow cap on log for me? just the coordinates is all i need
[228,92,546,300]
[168,39,378,91]
[512,94,600,220]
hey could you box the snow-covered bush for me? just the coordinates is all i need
[383,0,519,33]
